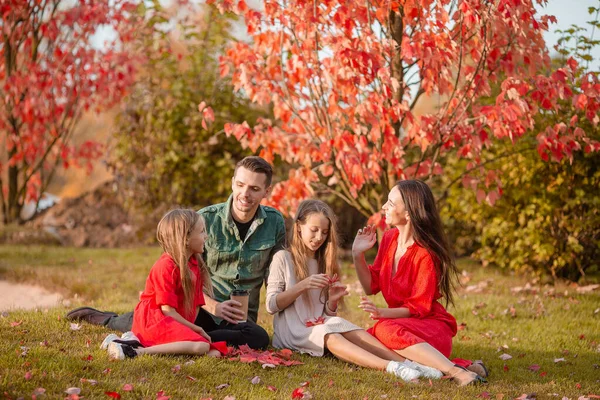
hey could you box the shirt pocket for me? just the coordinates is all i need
[248,238,277,273]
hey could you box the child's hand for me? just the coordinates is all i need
[358,296,383,319]
[194,326,211,342]
[352,225,377,256]
[301,274,330,291]
[328,283,349,303]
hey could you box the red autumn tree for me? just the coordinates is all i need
[0,0,140,224]
[210,0,599,220]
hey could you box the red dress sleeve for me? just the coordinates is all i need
[150,256,180,308]
[402,252,438,318]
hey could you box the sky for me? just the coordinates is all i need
[538,0,599,70]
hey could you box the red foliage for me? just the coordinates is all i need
[207,0,598,217]
[225,344,303,367]
[0,0,141,222]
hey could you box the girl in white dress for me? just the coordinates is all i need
[266,199,441,382]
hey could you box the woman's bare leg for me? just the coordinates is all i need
[395,342,454,372]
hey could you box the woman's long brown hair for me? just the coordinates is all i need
[396,180,459,307]
[289,199,340,303]
[156,209,213,316]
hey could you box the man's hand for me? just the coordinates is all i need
[214,299,246,324]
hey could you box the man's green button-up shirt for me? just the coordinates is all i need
[199,195,286,323]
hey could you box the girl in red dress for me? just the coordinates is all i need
[107,209,227,360]
[352,180,487,385]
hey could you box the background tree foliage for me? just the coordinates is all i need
[109,1,266,211]
[440,11,600,282]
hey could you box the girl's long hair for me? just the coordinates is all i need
[396,180,459,307]
[156,209,213,316]
[289,199,340,303]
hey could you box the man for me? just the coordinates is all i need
[67,156,285,349]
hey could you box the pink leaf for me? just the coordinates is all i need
[25,371,33,380]
[216,383,230,390]
[70,323,82,331]
[528,364,540,372]
[267,385,277,392]
[65,387,81,395]
[122,384,133,391]
[198,101,207,112]
[10,321,22,327]
[250,376,261,384]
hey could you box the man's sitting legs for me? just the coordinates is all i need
[66,307,133,332]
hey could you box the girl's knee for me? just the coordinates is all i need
[324,332,343,346]
[191,341,210,355]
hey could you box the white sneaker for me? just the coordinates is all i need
[386,361,422,382]
[100,333,119,350]
[120,331,139,342]
[405,360,444,379]
[108,342,125,360]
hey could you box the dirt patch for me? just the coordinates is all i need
[0,280,63,311]
[23,181,157,247]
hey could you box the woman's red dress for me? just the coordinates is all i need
[367,228,470,367]
[132,253,226,354]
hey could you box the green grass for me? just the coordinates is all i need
[1,245,599,399]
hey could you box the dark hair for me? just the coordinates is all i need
[235,156,273,187]
[395,180,459,307]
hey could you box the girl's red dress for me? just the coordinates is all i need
[367,228,470,367]
[132,253,227,354]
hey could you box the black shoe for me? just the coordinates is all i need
[66,307,117,325]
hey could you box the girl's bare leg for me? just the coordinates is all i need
[324,333,389,370]
[341,329,405,362]
[136,341,210,356]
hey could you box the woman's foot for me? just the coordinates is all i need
[447,364,487,386]
[386,361,422,382]
[466,361,489,378]
[404,360,444,379]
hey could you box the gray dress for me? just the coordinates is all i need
[266,250,362,356]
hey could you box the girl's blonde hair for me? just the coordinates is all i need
[289,199,340,303]
[156,209,213,316]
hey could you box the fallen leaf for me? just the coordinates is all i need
[223,396,235,400]
[32,388,46,396]
[10,321,22,327]
[171,364,181,373]
[65,387,81,395]
[503,364,509,372]
[328,379,334,387]
[554,358,566,363]
[457,322,467,331]
[186,376,197,381]
[80,378,98,385]
[102,368,111,375]
[70,323,82,331]
[499,353,512,360]
[576,383,582,389]
[156,390,170,400]
[105,392,121,399]
[477,392,491,399]
[25,371,32,380]
[529,364,540,371]
[262,363,276,369]
[184,360,195,366]
[216,383,230,390]
[540,371,547,377]
[267,385,277,392]
[292,387,306,399]
[122,384,133,391]
[83,354,93,361]
[251,376,261,384]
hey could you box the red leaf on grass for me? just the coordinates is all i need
[503,364,509,372]
[102,368,111,374]
[267,386,277,392]
[83,354,93,361]
[292,387,305,399]
[540,371,547,377]
[300,381,310,387]
[576,383,582,389]
[156,390,170,400]
[328,379,334,387]
[528,364,540,371]
[477,392,491,399]
[122,384,133,391]
[105,392,121,399]
[25,371,32,380]
[11,321,22,327]
[171,364,181,373]
[186,376,197,381]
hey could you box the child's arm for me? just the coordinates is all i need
[161,305,211,341]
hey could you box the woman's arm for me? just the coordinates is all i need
[161,305,211,341]
[359,297,412,319]
[352,226,378,295]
